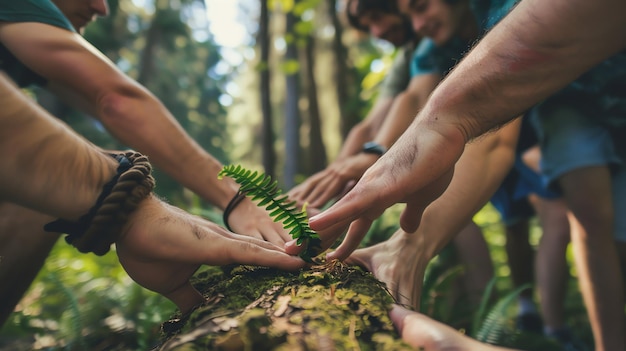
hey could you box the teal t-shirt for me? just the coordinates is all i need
[0,0,75,87]
[410,0,519,77]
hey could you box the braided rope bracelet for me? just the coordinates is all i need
[44,151,155,256]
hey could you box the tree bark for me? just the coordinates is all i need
[327,0,360,140]
[283,10,301,189]
[259,0,276,178]
[301,34,327,174]
[155,263,413,350]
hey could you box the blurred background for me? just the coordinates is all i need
[0,0,592,350]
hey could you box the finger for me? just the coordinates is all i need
[326,218,373,261]
[255,219,291,245]
[399,202,426,233]
[304,177,338,208]
[220,237,307,270]
[308,189,376,232]
[284,239,303,255]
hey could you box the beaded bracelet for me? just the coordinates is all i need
[44,151,155,256]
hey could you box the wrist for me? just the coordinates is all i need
[44,151,155,256]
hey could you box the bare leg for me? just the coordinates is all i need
[504,219,535,301]
[529,195,571,331]
[0,203,58,327]
[559,166,624,351]
[452,221,494,305]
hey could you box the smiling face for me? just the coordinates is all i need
[347,0,414,47]
[397,0,474,46]
[51,0,109,33]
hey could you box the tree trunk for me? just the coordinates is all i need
[259,0,276,178]
[155,262,413,350]
[327,0,360,140]
[283,10,301,189]
[301,34,327,175]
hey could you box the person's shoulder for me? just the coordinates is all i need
[412,39,436,59]
[410,39,439,77]
[0,0,75,33]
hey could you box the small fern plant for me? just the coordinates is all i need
[218,164,322,262]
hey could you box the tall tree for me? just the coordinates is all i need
[327,0,360,140]
[283,7,302,189]
[301,32,327,174]
[259,0,276,178]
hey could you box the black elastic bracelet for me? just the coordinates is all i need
[222,190,247,231]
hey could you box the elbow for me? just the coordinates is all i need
[96,87,151,130]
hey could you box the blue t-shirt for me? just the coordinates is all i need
[0,0,75,87]
[410,0,519,77]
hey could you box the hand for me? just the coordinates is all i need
[115,196,306,313]
[287,153,379,209]
[308,123,463,261]
[390,305,516,351]
[228,196,296,245]
[344,229,433,307]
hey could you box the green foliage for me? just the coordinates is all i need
[218,165,321,262]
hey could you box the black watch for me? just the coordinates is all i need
[361,141,387,156]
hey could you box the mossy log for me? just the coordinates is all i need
[154,260,414,351]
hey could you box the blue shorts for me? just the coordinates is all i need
[490,156,560,226]
[529,102,626,242]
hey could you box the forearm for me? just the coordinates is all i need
[96,87,238,209]
[0,23,238,210]
[0,74,117,220]
[374,74,440,148]
[336,97,395,160]
[426,0,626,140]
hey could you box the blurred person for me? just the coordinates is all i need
[0,0,294,326]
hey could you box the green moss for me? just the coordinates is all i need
[156,261,413,351]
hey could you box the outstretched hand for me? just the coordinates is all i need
[390,305,516,351]
[287,153,379,209]
[307,123,462,261]
[115,196,306,314]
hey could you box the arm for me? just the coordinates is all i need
[372,73,441,149]
[309,0,626,237]
[288,73,440,210]
[0,22,291,243]
[427,0,626,139]
[335,96,395,161]
[0,73,305,313]
[328,118,521,260]
[0,73,116,219]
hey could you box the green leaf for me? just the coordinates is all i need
[219,164,321,262]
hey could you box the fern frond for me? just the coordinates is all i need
[218,165,322,262]
[474,283,530,344]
